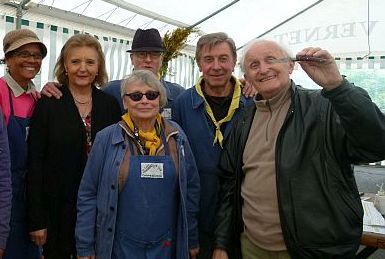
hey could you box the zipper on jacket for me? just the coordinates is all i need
[265,100,273,141]
[275,102,295,253]
[178,141,189,256]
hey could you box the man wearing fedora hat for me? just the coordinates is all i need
[41,28,185,119]
[103,28,185,118]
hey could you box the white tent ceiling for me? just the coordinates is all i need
[0,0,384,112]
[3,0,384,57]
[4,0,323,49]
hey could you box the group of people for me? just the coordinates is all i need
[0,25,384,259]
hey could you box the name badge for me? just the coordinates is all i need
[141,163,164,178]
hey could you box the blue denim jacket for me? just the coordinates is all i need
[172,82,252,235]
[103,78,185,114]
[75,120,199,259]
[0,107,11,250]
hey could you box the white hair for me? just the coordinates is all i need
[239,39,293,72]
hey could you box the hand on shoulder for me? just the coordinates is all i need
[41,82,63,99]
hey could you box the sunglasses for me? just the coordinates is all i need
[124,91,160,101]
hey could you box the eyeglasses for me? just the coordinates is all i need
[12,50,43,60]
[124,91,160,101]
[133,52,162,60]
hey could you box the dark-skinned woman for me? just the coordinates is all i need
[0,28,47,259]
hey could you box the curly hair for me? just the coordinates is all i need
[54,34,108,87]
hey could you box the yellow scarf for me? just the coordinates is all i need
[195,76,241,148]
[122,113,162,155]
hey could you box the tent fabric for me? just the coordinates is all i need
[0,0,384,112]
[0,13,199,89]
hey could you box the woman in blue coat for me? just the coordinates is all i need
[75,70,200,259]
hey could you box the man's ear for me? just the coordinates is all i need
[244,73,249,82]
[197,61,202,72]
[288,61,294,74]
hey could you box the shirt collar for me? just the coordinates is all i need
[254,83,291,111]
[4,72,36,97]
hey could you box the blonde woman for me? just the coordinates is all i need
[27,34,121,258]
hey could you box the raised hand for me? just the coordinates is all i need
[296,47,343,91]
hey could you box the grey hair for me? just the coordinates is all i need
[239,39,293,72]
[195,32,237,62]
[121,70,167,108]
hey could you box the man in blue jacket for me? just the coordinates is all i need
[0,107,12,258]
[103,28,185,117]
[213,40,385,259]
[172,32,253,259]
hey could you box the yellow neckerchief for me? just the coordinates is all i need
[122,113,162,155]
[195,76,241,148]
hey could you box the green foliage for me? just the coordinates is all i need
[341,69,385,113]
[293,68,385,113]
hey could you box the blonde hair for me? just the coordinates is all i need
[54,34,108,87]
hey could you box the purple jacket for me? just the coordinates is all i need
[0,107,11,250]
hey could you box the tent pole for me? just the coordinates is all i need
[16,0,31,29]
[237,0,324,50]
[188,0,240,29]
[102,0,190,28]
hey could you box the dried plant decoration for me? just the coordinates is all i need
[161,27,198,77]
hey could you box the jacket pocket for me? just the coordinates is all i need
[289,177,362,247]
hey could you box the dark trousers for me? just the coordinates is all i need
[43,198,77,259]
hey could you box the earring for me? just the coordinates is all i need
[65,71,68,76]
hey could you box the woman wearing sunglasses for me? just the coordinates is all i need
[27,34,121,258]
[0,28,47,259]
[75,70,200,259]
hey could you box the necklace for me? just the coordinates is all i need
[73,95,91,105]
